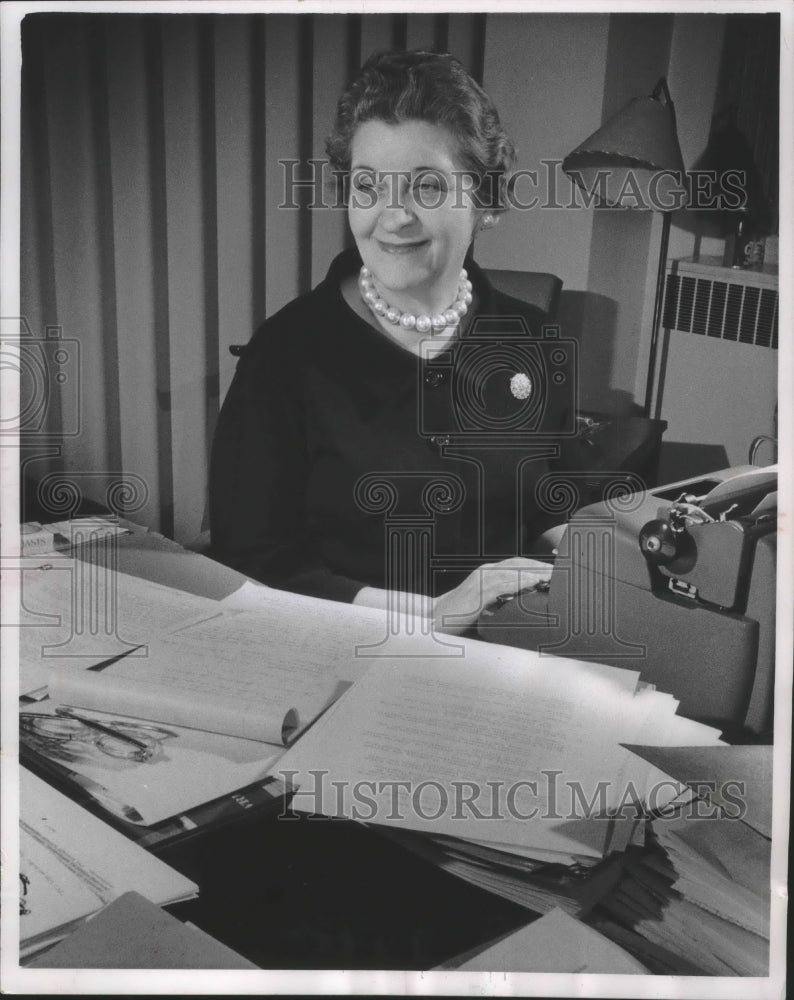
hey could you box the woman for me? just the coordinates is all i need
[210,50,569,632]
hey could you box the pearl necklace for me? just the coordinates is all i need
[359,266,473,334]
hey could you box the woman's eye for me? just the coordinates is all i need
[412,176,446,202]
[353,175,376,190]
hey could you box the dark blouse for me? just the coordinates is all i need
[209,247,573,602]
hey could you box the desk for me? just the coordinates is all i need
[558,413,668,502]
[18,517,772,975]
[19,524,538,970]
[574,413,667,481]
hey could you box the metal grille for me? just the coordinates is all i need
[663,273,778,350]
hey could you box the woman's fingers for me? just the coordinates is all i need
[432,558,553,633]
[478,559,552,597]
[482,556,553,573]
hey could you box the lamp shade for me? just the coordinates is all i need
[562,79,687,211]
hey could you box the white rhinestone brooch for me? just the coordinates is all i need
[510,372,533,400]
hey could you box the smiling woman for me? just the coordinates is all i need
[210,50,571,633]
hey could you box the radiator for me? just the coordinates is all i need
[654,257,778,476]
[663,257,778,349]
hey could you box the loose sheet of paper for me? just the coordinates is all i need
[623,744,771,836]
[273,642,723,855]
[49,588,422,742]
[19,768,197,955]
[16,560,219,695]
[700,465,777,507]
[21,702,282,825]
[445,906,648,972]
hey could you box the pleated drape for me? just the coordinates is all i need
[20,11,485,543]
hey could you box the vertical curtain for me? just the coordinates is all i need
[20,11,484,544]
[712,14,779,232]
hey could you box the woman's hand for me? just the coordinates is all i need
[432,557,552,635]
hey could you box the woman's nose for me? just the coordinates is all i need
[378,182,416,229]
[378,200,415,230]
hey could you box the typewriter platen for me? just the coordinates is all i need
[479,466,777,734]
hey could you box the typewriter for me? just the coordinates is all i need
[479,466,777,734]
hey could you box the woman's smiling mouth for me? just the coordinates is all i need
[376,239,430,254]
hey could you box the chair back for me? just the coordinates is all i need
[484,269,563,321]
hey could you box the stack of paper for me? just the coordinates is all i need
[20,517,130,557]
[377,824,637,916]
[268,634,724,917]
[591,745,772,975]
[19,769,198,957]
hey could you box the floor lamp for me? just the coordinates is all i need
[562,78,688,418]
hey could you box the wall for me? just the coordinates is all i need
[480,13,730,424]
[477,13,609,292]
[636,12,729,389]
[638,15,778,475]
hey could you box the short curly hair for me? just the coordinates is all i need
[325,50,517,212]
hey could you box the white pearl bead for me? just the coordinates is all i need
[359,264,473,332]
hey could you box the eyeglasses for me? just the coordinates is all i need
[20,712,177,764]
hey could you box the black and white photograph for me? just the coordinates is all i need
[1,1,790,995]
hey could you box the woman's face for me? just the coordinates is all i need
[348,119,481,306]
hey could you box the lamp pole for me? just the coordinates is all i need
[562,76,684,421]
[643,210,672,418]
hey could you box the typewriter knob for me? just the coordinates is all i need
[639,519,679,565]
